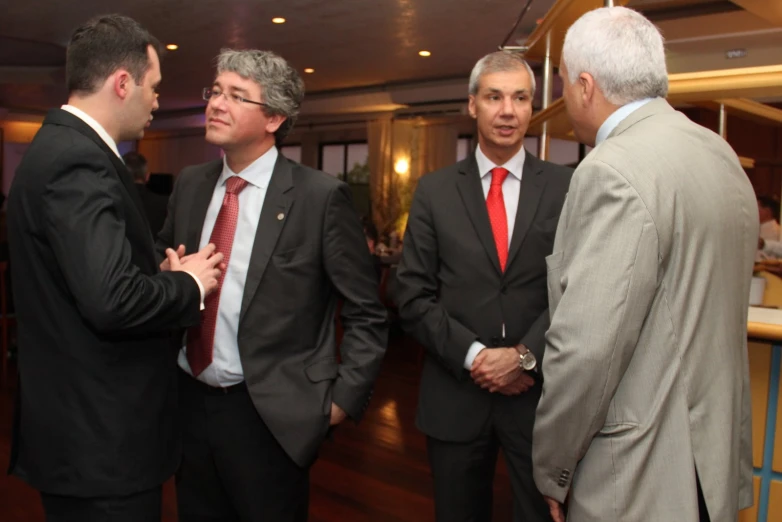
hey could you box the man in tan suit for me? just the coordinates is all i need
[532,7,755,522]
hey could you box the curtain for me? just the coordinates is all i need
[368,117,458,237]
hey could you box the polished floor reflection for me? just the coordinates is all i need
[0,333,515,521]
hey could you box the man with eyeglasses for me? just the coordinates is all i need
[156,49,388,521]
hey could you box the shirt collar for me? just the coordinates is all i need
[595,98,655,147]
[220,146,278,189]
[61,104,122,160]
[475,144,525,181]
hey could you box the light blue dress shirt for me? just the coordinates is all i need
[595,98,655,147]
[179,147,278,387]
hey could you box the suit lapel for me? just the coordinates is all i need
[239,155,294,322]
[456,156,502,275]
[186,161,222,253]
[506,153,546,270]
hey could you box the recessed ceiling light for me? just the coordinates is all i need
[304,68,315,74]
[272,17,286,24]
[166,44,179,51]
[418,50,431,57]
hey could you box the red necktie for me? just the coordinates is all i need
[187,176,249,376]
[487,167,510,272]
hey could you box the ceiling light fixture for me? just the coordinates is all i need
[304,68,315,74]
[272,17,286,24]
[418,50,431,57]
[166,44,179,51]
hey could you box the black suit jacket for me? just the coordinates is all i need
[157,155,388,467]
[395,151,572,442]
[135,184,169,238]
[6,109,201,497]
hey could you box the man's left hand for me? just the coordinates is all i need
[330,403,348,426]
[471,347,522,392]
[544,496,566,522]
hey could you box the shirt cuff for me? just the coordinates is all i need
[464,341,486,370]
[182,270,205,311]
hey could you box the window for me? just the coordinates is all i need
[319,142,370,216]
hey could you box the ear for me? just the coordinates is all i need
[468,95,477,119]
[264,113,287,135]
[578,72,595,106]
[112,70,133,100]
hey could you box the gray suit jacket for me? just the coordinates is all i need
[532,99,756,521]
[157,155,388,467]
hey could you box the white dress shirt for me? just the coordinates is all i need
[760,220,780,242]
[179,147,278,387]
[61,104,122,159]
[463,144,526,369]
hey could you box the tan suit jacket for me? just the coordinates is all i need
[533,99,756,521]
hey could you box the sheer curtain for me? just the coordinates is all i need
[368,117,457,237]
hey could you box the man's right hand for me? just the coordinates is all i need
[167,243,224,295]
[160,244,186,271]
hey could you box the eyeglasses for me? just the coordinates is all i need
[202,87,267,107]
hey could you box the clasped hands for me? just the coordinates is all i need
[159,244,225,295]
[470,346,534,395]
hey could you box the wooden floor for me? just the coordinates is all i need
[0,332,514,521]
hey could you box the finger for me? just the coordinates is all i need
[176,244,186,257]
[522,374,535,387]
[199,243,217,258]
[166,248,180,270]
[208,252,224,267]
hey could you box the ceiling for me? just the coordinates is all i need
[0,0,780,119]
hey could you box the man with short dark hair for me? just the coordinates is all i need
[7,14,223,522]
[123,151,169,236]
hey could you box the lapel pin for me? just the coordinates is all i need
[277,213,285,221]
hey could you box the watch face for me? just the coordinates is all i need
[521,353,536,371]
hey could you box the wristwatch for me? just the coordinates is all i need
[516,344,537,372]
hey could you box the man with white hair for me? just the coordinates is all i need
[532,6,755,522]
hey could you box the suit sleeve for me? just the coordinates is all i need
[42,157,201,336]
[532,160,658,501]
[521,309,549,367]
[155,169,182,260]
[323,183,389,421]
[395,180,480,378]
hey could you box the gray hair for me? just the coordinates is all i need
[216,48,305,143]
[468,51,536,97]
[562,6,668,106]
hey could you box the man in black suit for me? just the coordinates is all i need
[6,15,223,522]
[395,51,572,522]
[157,49,388,521]
[124,151,169,237]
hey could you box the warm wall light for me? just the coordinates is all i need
[166,44,178,51]
[394,158,410,175]
[272,17,286,24]
[418,50,431,57]
[304,68,315,74]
